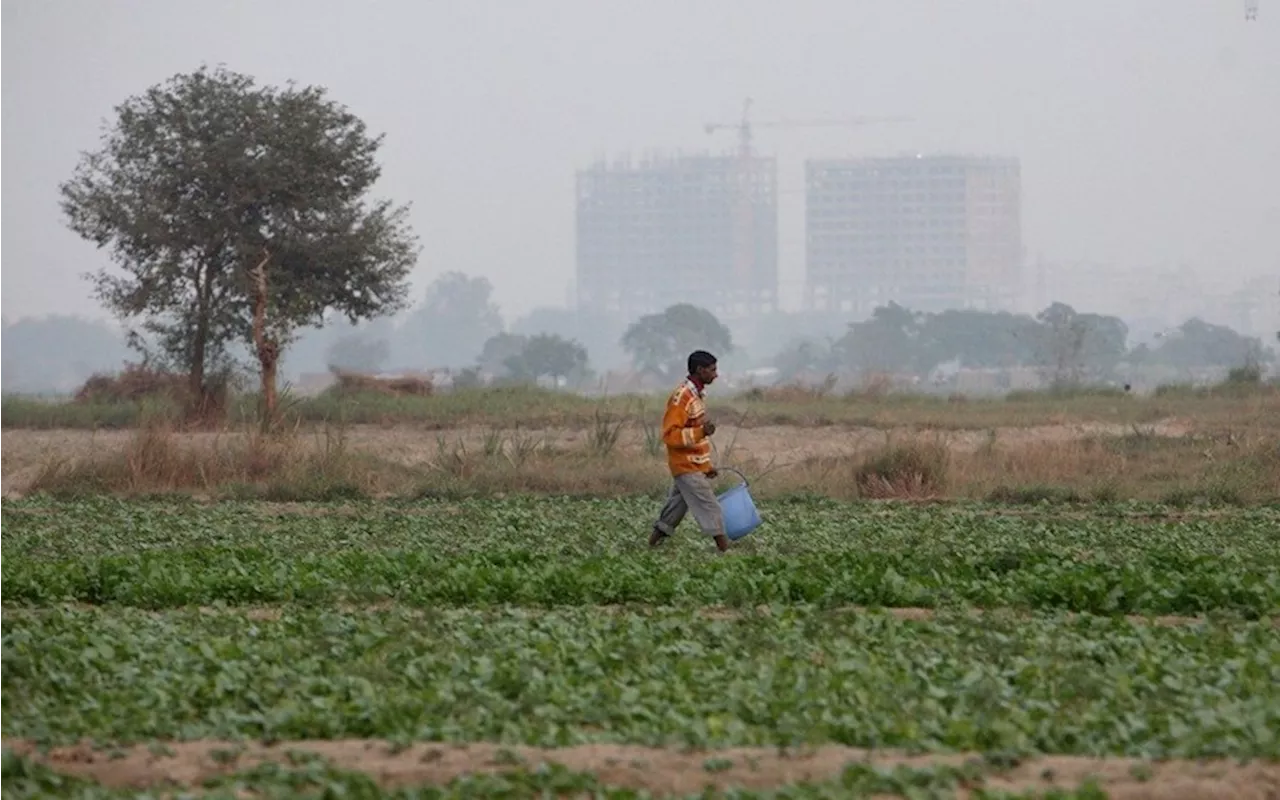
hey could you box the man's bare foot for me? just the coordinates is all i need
[649,528,668,547]
[713,534,729,552]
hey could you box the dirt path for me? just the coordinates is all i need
[7,739,1277,798]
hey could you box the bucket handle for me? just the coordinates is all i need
[710,439,748,488]
[717,466,749,488]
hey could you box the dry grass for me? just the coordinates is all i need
[20,422,657,501]
[852,439,951,499]
[14,415,1279,505]
[772,427,1279,504]
[7,374,1276,504]
[26,422,402,501]
[739,374,839,404]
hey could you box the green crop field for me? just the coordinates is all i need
[3,496,1279,797]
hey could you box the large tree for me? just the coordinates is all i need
[60,65,419,418]
[477,332,529,377]
[399,272,504,368]
[325,332,391,374]
[1145,317,1272,371]
[511,306,628,371]
[830,303,925,375]
[1033,303,1128,386]
[620,304,733,378]
[505,333,589,385]
[916,309,1043,371]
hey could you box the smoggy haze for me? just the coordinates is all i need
[3,0,1278,326]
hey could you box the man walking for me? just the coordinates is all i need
[649,350,731,553]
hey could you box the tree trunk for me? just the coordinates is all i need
[188,333,207,415]
[250,250,280,428]
[189,267,211,419]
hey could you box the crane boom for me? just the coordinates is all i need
[703,97,913,159]
[701,97,913,313]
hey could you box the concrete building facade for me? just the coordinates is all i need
[804,155,1023,316]
[575,152,778,322]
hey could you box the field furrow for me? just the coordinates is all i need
[7,740,1280,799]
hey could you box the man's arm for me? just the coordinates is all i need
[661,397,706,449]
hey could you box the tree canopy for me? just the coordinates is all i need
[820,302,1130,382]
[506,333,589,384]
[399,272,504,368]
[478,332,589,385]
[60,65,419,414]
[620,304,733,378]
[325,332,391,374]
[1134,317,1273,371]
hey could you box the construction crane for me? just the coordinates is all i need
[703,97,913,312]
[704,97,913,161]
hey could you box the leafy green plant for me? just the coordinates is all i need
[4,498,1277,616]
[4,607,1278,758]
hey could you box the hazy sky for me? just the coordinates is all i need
[3,0,1278,324]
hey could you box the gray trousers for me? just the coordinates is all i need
[654,471,725,538]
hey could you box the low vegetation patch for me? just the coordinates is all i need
[986,485,1086,505]
[853,440,951,499]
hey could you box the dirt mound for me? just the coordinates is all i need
[328,369,433,397]
[73,363,229,423]
[74,363,188,404]
[7,740,1278,798]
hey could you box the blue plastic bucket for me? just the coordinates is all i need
[717,467,763,541]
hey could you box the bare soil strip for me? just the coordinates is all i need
[11,602,1273,628]
[7,740,1278,798]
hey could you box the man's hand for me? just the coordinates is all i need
[702,421,717,436]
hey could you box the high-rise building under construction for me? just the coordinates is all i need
[804,154,1023,315]
[574,152,778,321]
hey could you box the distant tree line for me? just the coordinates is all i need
[315,274,735,388]
[3,64,1273,403]
[770,301,1273,386]
[8,289,1271,396]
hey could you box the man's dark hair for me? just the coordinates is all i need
[688,350,717,374]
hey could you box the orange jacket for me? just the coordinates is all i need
[661,378,713,477]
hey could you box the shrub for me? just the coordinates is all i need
[854,441,950,499]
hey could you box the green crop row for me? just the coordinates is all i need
[6,497,1279,562]
[4,497,1277,616]
[6,545,1277,616]
[4,607,1278,758]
